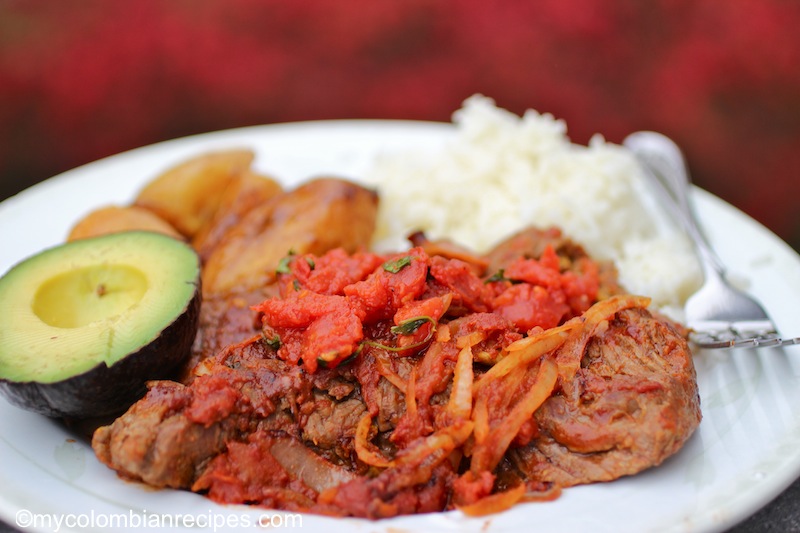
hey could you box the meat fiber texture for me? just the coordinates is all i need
[512,307,701,486]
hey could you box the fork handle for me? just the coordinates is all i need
[622,131,727,280]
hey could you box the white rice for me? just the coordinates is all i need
[362,95,702,315]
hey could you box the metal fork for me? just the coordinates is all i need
[623,131,799,349]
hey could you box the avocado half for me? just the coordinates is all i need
[0,231,201,419]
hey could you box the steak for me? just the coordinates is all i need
[511,307,701,486]
[92,336,399,489]
[92,380,227,488]
[91,227,701,517]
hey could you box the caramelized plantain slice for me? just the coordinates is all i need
[191,170,283,262]
[202,177,378,295]
[134,149,255,238]
[67,205,183,242]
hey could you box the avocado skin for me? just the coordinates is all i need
[0,283,201,420]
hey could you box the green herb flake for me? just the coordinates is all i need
[485,269,508,284]
[276,254,294,275]
[317,348,357,369]
[317,351,339,363]
[364,318,437,353]
[305,257,316,270]
[391,316,433,335]
[383,256,412,274]
[264,334,282,350]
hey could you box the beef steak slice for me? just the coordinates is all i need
[511,307,701,486]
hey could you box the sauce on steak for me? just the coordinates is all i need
[92,227,701,518]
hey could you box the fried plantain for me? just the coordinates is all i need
[191,170,283,262]
[67,205,183,241]
[201,177,378,295]
[134,149,255,238]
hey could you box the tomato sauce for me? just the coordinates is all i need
[252,243,601,374]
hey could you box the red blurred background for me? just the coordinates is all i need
[2,0,799,250]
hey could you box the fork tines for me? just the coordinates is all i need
[689,319,788,349]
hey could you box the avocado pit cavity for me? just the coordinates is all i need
[32,265,148,328]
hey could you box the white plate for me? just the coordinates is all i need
[2,121,800,533]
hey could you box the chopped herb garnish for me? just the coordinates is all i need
[391,316,434,335]
[316,347,359,369]
[276,255,294,274]
[383,256,412,273]
[485,269,508,283]
[364,317,437,353]
[293,279,301,291]
[305,257,316,270]
[484,269,523,284]
[317,351,339,363]
[264,334,282,350]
